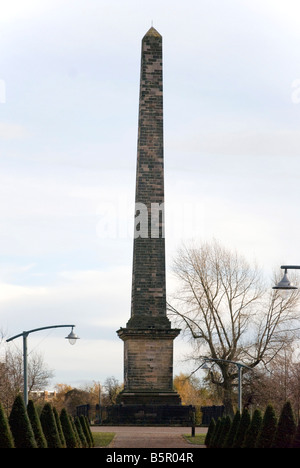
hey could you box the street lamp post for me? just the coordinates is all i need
[6,324,79,406]
[202,357,252,413]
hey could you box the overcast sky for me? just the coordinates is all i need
[1,0,300,389]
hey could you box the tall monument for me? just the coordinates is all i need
[117,27,181,406]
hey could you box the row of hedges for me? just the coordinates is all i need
[0,394,94,448]
[205,401,300,448]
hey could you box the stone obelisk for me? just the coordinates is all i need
[117,27,181,406]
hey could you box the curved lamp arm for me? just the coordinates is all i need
[6,324,79,406]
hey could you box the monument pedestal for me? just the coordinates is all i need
[117,327,181,406]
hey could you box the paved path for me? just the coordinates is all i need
[91,426,206,448]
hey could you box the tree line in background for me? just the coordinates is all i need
[0,393,94,448]
[2,345,300,424]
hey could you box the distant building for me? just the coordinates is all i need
[29,390,56,402]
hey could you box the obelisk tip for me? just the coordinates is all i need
[143,26,162,39]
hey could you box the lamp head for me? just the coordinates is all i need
[273,269,298,291]
[66,327,79,345]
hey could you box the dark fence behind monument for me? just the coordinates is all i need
[201,405,225,425]
[104,404,195,425]
[76,403,224,426]
[76,404,195,426]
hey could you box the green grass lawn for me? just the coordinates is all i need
[183,433,206,445]
[92,432,115,447]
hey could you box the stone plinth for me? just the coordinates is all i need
[117,328,181,405]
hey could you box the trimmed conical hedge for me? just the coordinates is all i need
[204,418,216,448]
[40,403,62,448]
[0,401,14,448]
[60,408,77,448]
[209,417,222,448]
[219,416,231,448]
[72,416,82,447]
[243,408,262,448]
[232,408,250,448]
[223,410,240,448]
[79,415,94,447]
[53,406,66,448]
[256,404,277,448]
[9,394,37,448]
[27,400,47,448]
[292,419,300,448]
[75,416,88,448]
[273,401,296,448]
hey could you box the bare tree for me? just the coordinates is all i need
[0,347,54,412]
[168,240,300,415]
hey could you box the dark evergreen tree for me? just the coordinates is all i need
[79,415,94,447]
[292,419,300,448]
[212,417,226,448]
[204,418,216,448]
[0,401,14,448]
[75,416,88,448]
[27,400,47,448]
[85,415,94,447]
[71,416,82,447]
[53,406,66,448]
[219,415,231,448]
[60,408,77,448]
[209,417,222,448]
[223,410,240,448]
[40,403,62,448]
[273,401,296,449]
[256,404,277,448]
[243,408,262,448]
[232,408,250,448]
[9,394,37,448]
